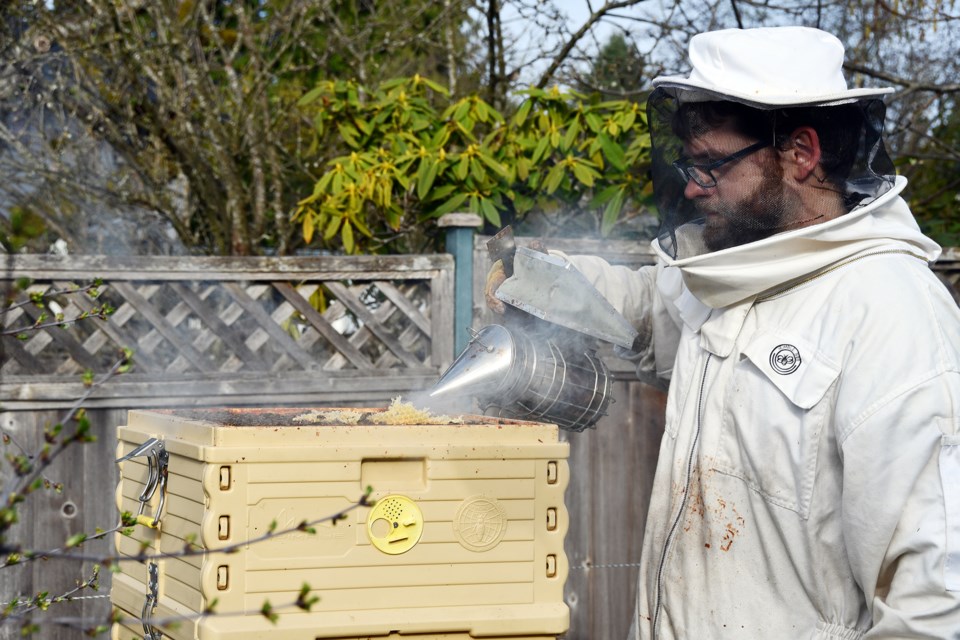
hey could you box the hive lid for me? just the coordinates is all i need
[121,406,563,455]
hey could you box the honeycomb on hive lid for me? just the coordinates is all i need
[292,397,466,426]
[112,404,570,640]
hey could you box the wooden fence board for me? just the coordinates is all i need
[324,281,423,368]
[1,254,452,281]
[273,281,374,370]
[377,281,433,336]
[169,282,269,369]
[110,282,217,373]
[0,408,122,640]
[16,300,102,371]
[221,282,317,370]
[1,333,45,375]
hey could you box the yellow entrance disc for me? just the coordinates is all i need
[366,495,423,555]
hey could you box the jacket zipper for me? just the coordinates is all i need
[652,353,712,638]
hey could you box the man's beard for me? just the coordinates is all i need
[700,171,794,252]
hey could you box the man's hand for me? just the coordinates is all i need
[484,259,508,315]
[483,239,548,315]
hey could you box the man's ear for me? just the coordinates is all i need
[783,126,822,182]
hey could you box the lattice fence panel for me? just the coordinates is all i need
[0,255,454,408]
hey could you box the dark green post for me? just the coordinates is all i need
[438,213,483,355]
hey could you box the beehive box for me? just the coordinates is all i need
[111,406,570,640]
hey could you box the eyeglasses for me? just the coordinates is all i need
[673,139,771,188]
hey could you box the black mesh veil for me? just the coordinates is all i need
[648,89,896,260]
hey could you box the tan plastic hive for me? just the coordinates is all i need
[111,407,570,640]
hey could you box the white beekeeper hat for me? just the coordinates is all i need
[652,26,893,108]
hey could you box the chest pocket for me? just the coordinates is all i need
[715,330,840,518]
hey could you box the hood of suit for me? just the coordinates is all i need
[651,176,942,309]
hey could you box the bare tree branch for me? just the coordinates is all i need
[535,0,652,89]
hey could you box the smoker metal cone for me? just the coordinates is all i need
[429,325,518,400]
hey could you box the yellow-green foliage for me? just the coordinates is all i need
[296,76,652,253]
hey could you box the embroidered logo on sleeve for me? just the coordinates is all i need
[769,344,802,375]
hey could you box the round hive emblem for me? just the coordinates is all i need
[769,344,802,375]
[453,496,508,552]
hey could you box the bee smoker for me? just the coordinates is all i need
[430,227,638,432]
[429,323,613,432]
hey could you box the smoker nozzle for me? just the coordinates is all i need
[430,324,613,432]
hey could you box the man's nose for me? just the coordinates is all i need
[683,178,712,199]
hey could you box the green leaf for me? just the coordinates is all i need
[599,134,626,171]
[323,215,341,241]
[584,112,603,133]
[513,99,533,127]
[531,136,551,164]
[478,153,508,178]
[590,184,621,206]
[561,118,581,152]
[572,161,597,187]
[297,85,327,107]
[485,104,505,123]
[342,221,355,253]
[455,154,470,181]
[601,187,626,236]
[296,583,321,612]
[353,117,372,136]
[410,116,431,132]
[453,100,471,123]
[431,127,451,148]
[314,171,334,196]
[432,192,469,218]
[302,212,315,244]
[386,205,404,229]
[380,77,408,91]
[474,100,489,122]
[479,198,501,227]
[65,533,87,548]
[425,184,457,202]
[469,158,486,183]
[260,601,279,625]
[544,164,565,194]
[516,157,530,181]
[417,157,439,200]
[420,76,450,95]
[337,123,360,149]
[393,169,411,192]
[353,216,373,238]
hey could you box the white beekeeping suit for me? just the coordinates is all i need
[553,26,960,639]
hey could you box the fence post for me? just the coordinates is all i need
[438,213,483,355]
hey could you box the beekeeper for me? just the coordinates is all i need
[486,26,960,639]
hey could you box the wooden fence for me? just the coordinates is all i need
[0,254,454,410]
[2,245,959,640]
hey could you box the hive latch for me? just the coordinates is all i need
[141,561,162,640]
[116,437,169,529]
